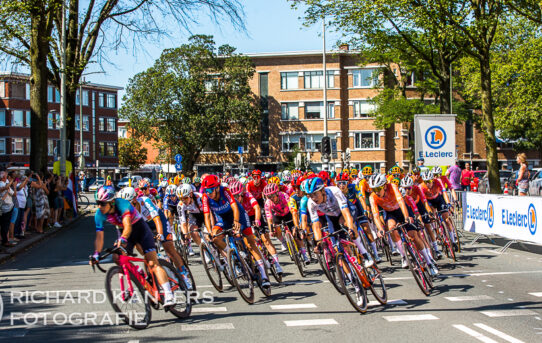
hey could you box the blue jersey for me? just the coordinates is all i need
[95,198,142,232]
[299,196,309,216]
[202,186,236,215]
[163,195,179,209]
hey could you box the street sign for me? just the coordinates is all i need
[414,114,456,166]
[345,148,351,161]
[238,146,244,154]
[175,154,182,163]
[175,163,182,171]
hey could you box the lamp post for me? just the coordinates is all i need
[59,0,67,176]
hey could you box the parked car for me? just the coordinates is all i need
[478,170,513,193]
[117,175,142,189]
[88,178,105,192]
[529,169,542,196]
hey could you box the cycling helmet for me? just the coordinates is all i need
[95,186,116,202]
[182,177,191,184]
[120,187,137,201]
[368,174,387,189]
[239,176,248,185]
[390,177,401,186]
[350,168,358,177]
[330,171,336,180]
[230,181,244,195]
[431,166,443,176]
[225,176,236,185]
[139,179,150,188]
[305,177,325,194]
[282,174,292,183]
[399,187,407,197]
[193,176,201,184]
[251,169,262,177]
[362,165,374,177]
[336,172,350,182]
[263,183,279,196]
[268,176,280,185]
[389,165,402,175]
[411,166,421,175]
[318,170,330,181]
[420,171,433,182]
[300,179,310,194]
[264,172,271,179]
[400,176,414,188]
[159,180,168,188]
[202,174,220,189]
[283,170,291,177]
[177,184,193,198]
[165,184,177,196]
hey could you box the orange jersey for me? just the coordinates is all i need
[419,179,445,200]
[369,183,404,217]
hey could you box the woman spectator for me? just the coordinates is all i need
[461,163,474,191]
[516,153,530,196]
[446,161,462,202]
[0,170,15,247]
[14,172,30,239]
[30,172,48,233]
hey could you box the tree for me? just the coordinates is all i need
[118,137,147,171]
[120,35,260,176]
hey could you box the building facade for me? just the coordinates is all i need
[0,72,122,172]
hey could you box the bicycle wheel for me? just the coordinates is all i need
[105,266,151,329]
[260,242,282,283]
[77,194,89,211]
[199,243,223,292]
[440,225,456,262]
[379,237,393,266]
[405,245,432,296]
[159,259,192,318]
[321,241,342,294]
[228,249,255,304]
[304,235,315,263]
[336,253,368,313]
[363,264,387,305]
[285,232,305,277]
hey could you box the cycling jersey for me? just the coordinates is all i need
[246,180,267,200]
[238,192,258,217]
[95,198,142,232]
[163,195,179,209]
[355,179,371,205]
[368,183,403,218]
[420,179,445,200]
[439,175,452,189]
[409,184,428,204]
[404,195,420,216]
[202,187,236,215]
[136,196,172,241]
[264,191,290,221]
[288,193,302,213]
[177,192,204,224]
[281,184,294,196]
[307,187,349,223]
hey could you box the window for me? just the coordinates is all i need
[280,72,298,90]
[0,110,5,126]
[281,103,299,120]
[0,138,5,154]
[48,86,54,102]
[55,88,60,103]
[75,116,80,130]
[48,113,54,129]
[25,111,30,127]
[353,100,376,118]
[12,138,23,154]
[99,117,105,131]
[352,68,379,87]
[107,118,116,132]
[25,138,30,154]
[83,141,89,156]
[405,71,415,87]
[76,90,80,105]
[99,142,106,156]
[327,102,335,119]
[118,126,127,138]
[0,82,5,98]
[75,141,80,155]
[98,93,105,107]
[83,115,89,131]
[354,132,380,150]
[305,134,323,152]
[55,112,60,128]
[303,71,334,89]
[11,110,23,127]
[107,94,116,108]
[82,90,89,106]
[305,101,322,119]
[26,83,30,100]
[282,134,300,151]
[11,83,26,98]
[48,139,54,156]
[225,136,248,153]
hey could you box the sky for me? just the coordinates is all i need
[86,0,342,99]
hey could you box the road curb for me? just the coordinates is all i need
[0,210,91,265]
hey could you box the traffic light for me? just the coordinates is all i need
[321,136,331,155]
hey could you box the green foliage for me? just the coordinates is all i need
[118,137,148,171]
[120,35,260,175]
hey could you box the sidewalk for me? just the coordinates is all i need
[0,209,91,265]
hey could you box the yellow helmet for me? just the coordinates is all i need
[362,165,373,176]
[389,165,402,175]
[391,177,401,186]
[350,168,358,177]
[268,176,280,185]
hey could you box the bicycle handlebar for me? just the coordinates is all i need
[89,246,126,274]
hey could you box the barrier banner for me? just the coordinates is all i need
[463,192,540,245]
[414,114,456,166]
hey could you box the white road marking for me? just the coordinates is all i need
[473,323,525,343]
[482,280,487,283]
[498,291,504,294]
[181,323,234,331]
[453,324,498,343]
[127,341,139,343]
[368,299,407,307]
[487,285,494,288]
[480,309,537,317]
[192,307,228,313]
[383,314,439,322]
[445,295,493,302]
[507,298,514,301]
[284,319,338,327]
[270,303,317,310]
[528,292,542,297]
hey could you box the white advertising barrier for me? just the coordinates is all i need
[463,192,541,245]
[414,114,456,166]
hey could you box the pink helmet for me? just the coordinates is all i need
[263,183,279,196]
[229,181,244,195]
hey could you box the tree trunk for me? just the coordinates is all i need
[479,57,501,194]
[29,14,50,174]
[65,90,76,170]
[438,66,451,114]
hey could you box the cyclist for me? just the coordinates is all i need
[193,176,202,190]
[288,177,310,263]
[304,177,374,268]
[281,174,295,195]
[367,174,413,269]
[176,184,204,256]
[262,183,291,259]
[387,165,404,182]
[201,175,271,286]
[247,170,267,208]
[92,186,175,307]
[121,187,193,288]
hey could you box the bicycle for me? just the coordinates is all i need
[252,226,282,283]
[431,211,456,262]
[315,226,343,294]
[172,218,189,265]
[199,231,234,292]
[154,238,196,292]
[90,246,191,329]
[77,192,90,211]
[276,219,306,277]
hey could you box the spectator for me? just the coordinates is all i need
[50,175,65,228]
[516,153,530,196]
[446,161,462,201]
[417,157,429,173]
[0,170,16,247]
[30,172,48,234]
[461,163,474,191]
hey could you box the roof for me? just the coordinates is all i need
[0,71,123,91]
[243,50,357,58]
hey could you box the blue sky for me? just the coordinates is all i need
[87,0,342,98]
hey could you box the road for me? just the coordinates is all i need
[1,215,542,342]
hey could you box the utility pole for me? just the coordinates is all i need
[322,14,329,171]
[79,78,84,170]
[59,0,67,176]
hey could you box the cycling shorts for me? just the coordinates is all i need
[384,208,418,232]
[324,214,349,240]
[416,201,431,224]
[147,218,173,242]
[214,209,253,236]
[428,194,448,212]
[125,220,156,255]
[272,212,294,230]
[187,212,205,228]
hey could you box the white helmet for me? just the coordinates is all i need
[399,187,407,197]
[159,180,168,188]
[400,176,414,188]
[120,187,137,201]
[283,170,291,177]
[431,166,443,176]
[420,171,433,182]
[176,184,193,198]
[239,176,248,185]
[165,184,177,196]
[368,174,387,189]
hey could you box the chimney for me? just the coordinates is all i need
[339,44,349,51]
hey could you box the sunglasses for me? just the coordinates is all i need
[337,181,348,186]
[140,187,148,191]
[97,201,109,207]
[372,186,384,193]
[403,186,412,190]
[308,191,321,199]
[205,187,218,194]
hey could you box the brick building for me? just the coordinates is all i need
[122,49,541,175]
[0,72,121,173]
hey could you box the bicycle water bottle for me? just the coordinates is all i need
[349,255,361,272]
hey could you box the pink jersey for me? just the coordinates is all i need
[404,195,420,216]
[240,192,258,216]
[264,191,290,220]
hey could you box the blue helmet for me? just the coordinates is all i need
[304,177,325,194]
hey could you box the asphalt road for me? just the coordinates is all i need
[1,215,542,343]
